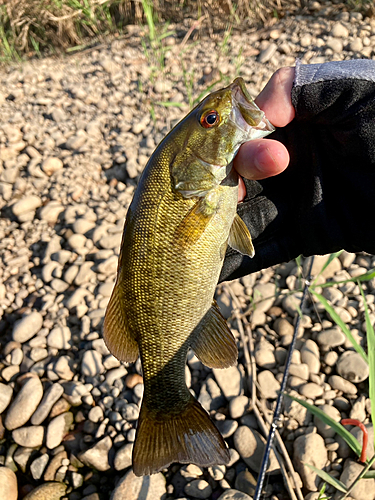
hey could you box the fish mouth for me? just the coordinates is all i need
[229,77,275,137]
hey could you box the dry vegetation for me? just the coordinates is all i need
[1,0,373,61]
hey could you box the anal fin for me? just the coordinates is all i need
[228,213,255,257]
[103,280,139,363]
[190,301,238,369]
[132,394,230,476]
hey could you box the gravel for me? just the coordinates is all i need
[1,4,375,499]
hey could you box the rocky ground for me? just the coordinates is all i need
[1,2,375,500]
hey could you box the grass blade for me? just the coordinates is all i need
[364,471,375,479]
[318,268,375,289]
[304,464,347,493]
[310,251,343,286]
[285,393,363,457]
[359,281,375,437]
[310,289,368,362]
[154,101,185,108]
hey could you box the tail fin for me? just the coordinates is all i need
[132,395,230,476]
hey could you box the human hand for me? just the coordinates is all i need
[221,59,375,282]
[235,67,296,201]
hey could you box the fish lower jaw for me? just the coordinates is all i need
[229,105,274,140]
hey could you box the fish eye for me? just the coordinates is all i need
[200,110,219,128]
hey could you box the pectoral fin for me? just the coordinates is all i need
[228,214,255,257]
[103,279,139,363]
[190,301,238,369]
[175,198,214,247]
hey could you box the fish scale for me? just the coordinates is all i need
[103,77,274,476]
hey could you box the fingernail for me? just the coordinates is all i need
[254,146,278,174]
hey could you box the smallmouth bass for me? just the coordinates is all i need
[103,78,274,476]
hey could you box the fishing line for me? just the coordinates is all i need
[254,255,315,500]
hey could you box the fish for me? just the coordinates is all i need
[103,77,274,476]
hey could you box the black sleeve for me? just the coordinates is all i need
[220,59,375,282]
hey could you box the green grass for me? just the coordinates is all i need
[288,253,375,497]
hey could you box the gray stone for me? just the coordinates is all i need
[0,466,17,500]
[299,382,324,399]
[258,370,280,399]
[184,480,212,499]
[317,328,346,347]
[97,255,118,275]
[233,425,279,474]
[5,376,44,430]
[213,365,243,400]
[289,363,309,380]
[314,405,341,438]
[79,436,112,471]
[252,283,276,313]
[47,326,72,349]
[337,351,369,383]
[350,424,374,467]
[331,22,349,37]
[338,459,375,500]
[110,469,167,500]
[106,366,127,385]
[258,43,277,63]
[30,453,49,480]
[100,58,121,74]
[215,292,233,319]
[22,482,67,500]
[88,406,104,423]
[12,426,44,447]
[67,234,87,254]
[304,255,341,278]
[274,318,294,337]
[0,383,13,414]
[122,403,139,421]
[12,195,42,218]
[229,395,249,419]
[41,157,63,176]
[301,339,320,374]
[114,443,133,471]
[284,392,312,426]
[75,261,96,286]
[350,395,367,422]
[326,37,343,53]
[13,446,33,472]
[234,469,257,497]
[81,350,104,377]
[46,412,73,449]
[332,306,352,324]
[217,490,252,500]
[73,218,96,235]
[208,464,226,480]
[12,311,43,343]
[282,292,303,316]
[65,133,87,150]
[350,38,363,52]
[293,432,327,491]
[198,377,226,411]
[31,383,64,425]
[254,340,276,369]
[216,419,238,438]
[53,356,74,380]
[328,375,357,395]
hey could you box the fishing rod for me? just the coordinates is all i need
[254,255,315,500]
